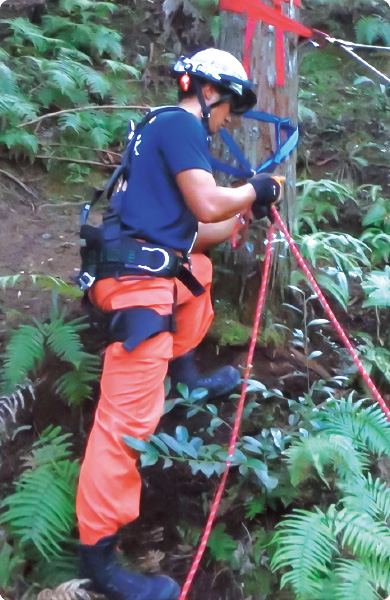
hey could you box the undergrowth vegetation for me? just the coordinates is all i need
[0,0,390,599]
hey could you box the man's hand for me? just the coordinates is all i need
[249,174,285,220]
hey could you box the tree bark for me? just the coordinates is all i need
[217,4,299,322]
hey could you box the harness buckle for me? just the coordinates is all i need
[78,272,96,291]
[138,246,170,273]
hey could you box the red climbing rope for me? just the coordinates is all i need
[271,206,390,422]
[179,209,390,598]
[178,225,275,600]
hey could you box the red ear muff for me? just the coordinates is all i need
[180,73,191,92]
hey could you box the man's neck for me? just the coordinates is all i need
[178,97,202,120]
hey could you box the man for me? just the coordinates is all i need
[77,48,282,600]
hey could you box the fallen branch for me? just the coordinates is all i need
[0,169,38,198]
[35,155,119,169]
[17,104,150,129]
[37,200,86,213]
[42,143,122,158]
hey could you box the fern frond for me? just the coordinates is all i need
[287,434,366,487]
[0,275,21,289]
[47,68,77,94]
[271,508,338,600]
[334,508,390,562]
[22,426,74,469]
[341,473,390,522]
[362,266,390,308]
[1,325,45,394]
[0,95,38,120]
[30,275,82,299]
[356,16,390,46]
[90,126,111,149]
[94,27,122,59]
[57,112,84,133]
[5,17,51,52]
[36,578,90,600]
[361,555,390,593]
[0,129,39,154]
[334,559,380,600]
[0,383,35,425]
[77,63,109,97]
[0,63,17,95]
[1,460,79,559]
[321,397,390,458]
[55,354,101,405]
[60,0,116,14]
[104,60,140,78]
[43,316,87,367]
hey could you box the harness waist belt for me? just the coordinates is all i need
[79,228,205,297]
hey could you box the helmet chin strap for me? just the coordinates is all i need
[193,78,211,134]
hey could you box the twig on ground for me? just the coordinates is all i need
[34,155,119,169]
[0,169,38,198]
[42,143,122,158]
[37,201,87,213]
[17,104,150,129]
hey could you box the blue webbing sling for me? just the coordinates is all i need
[210,109,299,178]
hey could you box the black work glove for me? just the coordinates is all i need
[248,173,283,220]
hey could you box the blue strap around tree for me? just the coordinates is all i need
[210,109,299,177]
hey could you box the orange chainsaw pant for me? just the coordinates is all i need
[76,253,214,545]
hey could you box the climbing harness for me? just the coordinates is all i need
[179,207,390,600]
[311,29,390,86]
[75,106,205,299]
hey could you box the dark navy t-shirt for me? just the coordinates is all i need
[120,107,212,252]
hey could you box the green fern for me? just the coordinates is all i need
[286,434,366,488]
[360,555,390,593]
[362,266,390,308]
[320,397,390,458]
[333,507,390,561]
[356,16,390,46]
[1,427,79,559]
[1,325,46,394]
[42,315,88,367]
[1,461,78,559]
[55,354,101,405]
[333,560,380,600]
[0,63,18,95]
[1,313,99,405]
[0,275,21,289]
[341,473,390,522]
[271,508,338,600]
[22,425,74,469]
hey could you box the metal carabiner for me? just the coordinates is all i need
[139,246,170,273]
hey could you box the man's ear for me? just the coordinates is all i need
[202,83,219,104]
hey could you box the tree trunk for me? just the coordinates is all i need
[217,4,299,323]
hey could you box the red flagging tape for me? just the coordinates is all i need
[219,0,312,37]
[179,211,390,599]
[271,206,390,422]
[178,226,276,600]
[219,0,312,81]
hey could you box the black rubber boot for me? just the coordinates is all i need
[79,534,180,600]
[168,350,241,401]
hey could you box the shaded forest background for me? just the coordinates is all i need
[0,1,390,599]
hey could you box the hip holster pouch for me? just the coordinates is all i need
[109,307,175,352]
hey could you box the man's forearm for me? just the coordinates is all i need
[193,216,240,252]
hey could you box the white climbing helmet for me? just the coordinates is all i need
[173,48,257,115]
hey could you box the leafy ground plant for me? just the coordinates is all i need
[0,0,142,175]
[272,395,390,600]
[0,426,79,587]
